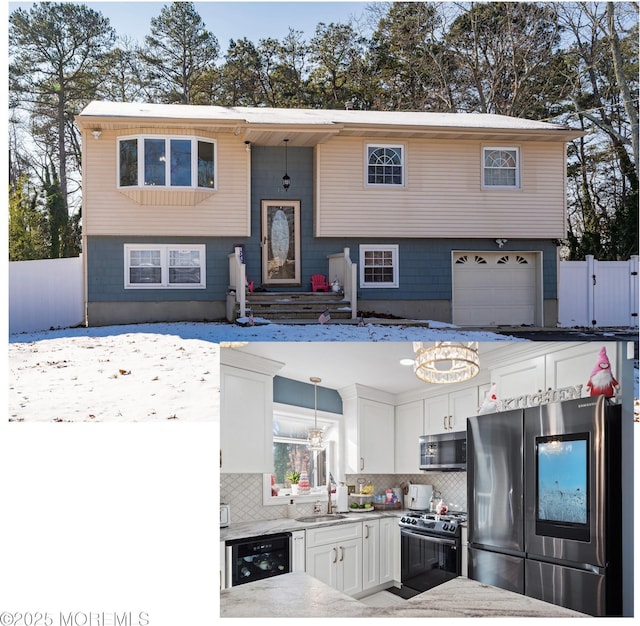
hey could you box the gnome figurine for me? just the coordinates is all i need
[478,382,502,414]
[586,346,619,398]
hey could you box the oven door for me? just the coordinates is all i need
[401,527,460,594]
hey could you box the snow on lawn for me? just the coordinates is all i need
[8,320,519,422]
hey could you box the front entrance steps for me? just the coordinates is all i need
[242,291,353,321]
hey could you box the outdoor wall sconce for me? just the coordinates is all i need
[282,138,291,191]
[91,130,102,140]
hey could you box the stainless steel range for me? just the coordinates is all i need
[399,511,467,598]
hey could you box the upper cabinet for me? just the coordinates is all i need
[394,400,424,474]
[341,385,395,474]
[220,350,283,474]
[488,343,615,401]
[425,386,479,435]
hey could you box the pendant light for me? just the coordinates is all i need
[307,376,324,450]
[282,138,291,191]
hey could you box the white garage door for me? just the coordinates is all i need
[452,252,538,326]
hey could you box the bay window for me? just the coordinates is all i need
[118,135,216,189]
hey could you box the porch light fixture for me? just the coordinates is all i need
[413,342,480,384]
[307,376,324,450]
[282,138,291,191]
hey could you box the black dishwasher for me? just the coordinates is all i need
[226,533,291,586]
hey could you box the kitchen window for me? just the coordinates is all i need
[359,244,399,288]
[124,243,206,289]
[118,135,216,189]
[483,147,519,188]
[265,405,339,503]
[366,144,404,186]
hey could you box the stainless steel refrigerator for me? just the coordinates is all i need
[467,396,622,617]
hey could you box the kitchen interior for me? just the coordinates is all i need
[219,340,635,618]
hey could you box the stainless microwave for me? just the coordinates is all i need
[419,431,467,471]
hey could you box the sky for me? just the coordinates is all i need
[9,1,378,49]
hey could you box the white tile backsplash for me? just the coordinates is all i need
[221,472,467,523]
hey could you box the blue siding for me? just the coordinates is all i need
[87,236,239,302]
[274,376,342,414]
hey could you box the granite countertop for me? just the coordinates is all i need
[220,572,587,618]
[220,510,406,542]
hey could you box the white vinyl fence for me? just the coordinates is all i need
[558,255,639,328]
[9,256,84,335]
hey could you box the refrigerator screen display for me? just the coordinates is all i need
[535,433,590,542]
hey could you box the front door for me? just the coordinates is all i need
[261,200,301,286]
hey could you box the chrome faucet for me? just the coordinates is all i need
[327,481,334,514]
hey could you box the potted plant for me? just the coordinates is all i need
[286,470,301,495]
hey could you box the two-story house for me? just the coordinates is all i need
[76,101,581,327]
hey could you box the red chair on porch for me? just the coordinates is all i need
[311,274,329,292]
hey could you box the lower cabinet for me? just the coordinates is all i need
[305,518,400,597]
[379,517,400,584]
[291,530,306,573]
[362,519,380,591]
[220,540,227,589]
[306,531,363,596]
[461,525,468,578]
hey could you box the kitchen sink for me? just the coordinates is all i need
[295,514,347,522]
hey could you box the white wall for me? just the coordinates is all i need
[9,256,84,334]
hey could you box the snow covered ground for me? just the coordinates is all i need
[8,320,513,422]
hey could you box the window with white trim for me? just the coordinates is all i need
[483,147,519,188]
[266,405,339,503]
[359,244,399,288]
[124,244,206,288]
[366,144,404,186]
[118,136,216,189]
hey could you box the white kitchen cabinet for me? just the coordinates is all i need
[379,516,400,585]
[425,387,477,435]
[545,343,616,391]
[342,386,395,474]
[461,525,468,578]
[395,400,424,473]
[220,540,227,589]
[306,522,363,596]
[490,353,546,400]
[220,351,283,473]
[291,530,306,573]
[362,519,380,591]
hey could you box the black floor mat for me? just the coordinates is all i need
[386,586,421,600]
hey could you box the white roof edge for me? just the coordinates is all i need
[78,100,576,132]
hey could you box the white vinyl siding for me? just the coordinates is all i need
[84,129,250,237]
[315,138,567,239]
[359,245,399,288]
[124,243,206,289]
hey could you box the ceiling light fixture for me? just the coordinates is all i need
[413,341,480,384]
[307,376,324,450]
[282,138,291,191]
